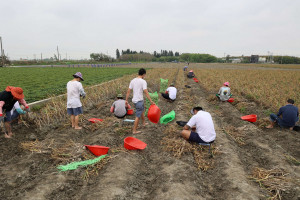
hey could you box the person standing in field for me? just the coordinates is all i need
[0,86,29,138]
[266,99,299,130]
[216,82,231,101]
[67,72,86,130]
[161,83,177,102]
[110,94,131,118]
[126,68,155,134]
[181,107,216,144]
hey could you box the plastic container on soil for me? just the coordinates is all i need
[85,145,110,156]
[241,114,257,122]
[124,137,147,150]
[147,104,161,123]
[227,98,234,103]
[127,109,134,115]
[160,110,176,124]
[88,118,103,123]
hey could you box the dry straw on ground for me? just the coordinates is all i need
[223,125,245,145]
[250,167,292,200]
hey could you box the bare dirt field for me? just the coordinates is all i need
[0,64,299,200]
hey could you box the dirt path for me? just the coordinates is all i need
[0,67,299,200]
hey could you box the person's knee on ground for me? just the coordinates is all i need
[181,130,191,140]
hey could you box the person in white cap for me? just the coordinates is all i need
[67,72,86,129]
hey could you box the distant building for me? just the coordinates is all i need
[250,55,259,63]
[258,57,266,63]
[231,58,241,63]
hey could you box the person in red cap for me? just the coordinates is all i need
[67,72,86,129]
[216,82,232,101]
[0,86,29,138]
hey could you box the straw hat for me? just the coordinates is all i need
[11,87,24,99]
[117,94,123,98]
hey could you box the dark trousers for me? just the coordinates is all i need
[161,93,171,100]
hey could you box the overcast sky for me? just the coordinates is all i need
[1,0,300,60]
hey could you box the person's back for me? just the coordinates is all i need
[218,86,231,101]
[166,86,177,100]
[112,99,127,117]
[187,71,194,78]
[188,111,216,142]
[278,104,299,127]
[129,78,147,103]
[67,81,82,108]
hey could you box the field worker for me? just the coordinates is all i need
[161,83,177,102]
[110,94,131,118]
[181,107,216,144]
[126,68,155,134]
[3,101,27,138]
[183,66,188,71]
[67,72,86,130]
[0,86,29,138]
[266,99,299,130]
[187,70,195,78]
[216,82,232,101]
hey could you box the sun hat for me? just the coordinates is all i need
[73,72,84,81]
[223,82,229,86]
[189,70,193,72]
[11,87,24,99]
[5,86,14,92]
[117,94,123,98]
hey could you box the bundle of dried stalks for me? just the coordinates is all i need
[256,117,271,129]
[20,140,45,153]
[51,140,84,162]
[251,167,292,200]
[223,125,245,145]
[206,94,218,103]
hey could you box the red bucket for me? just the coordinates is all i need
[127,109,134,115]
[147,104,161,123]
[88,118,103,123]
[241,114,257,122]
[124,137,147,150]
[228,98,234,103]
[85,145,109,156]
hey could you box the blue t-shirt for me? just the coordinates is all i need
[277,104,299,127]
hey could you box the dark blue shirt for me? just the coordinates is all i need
[277,104,299,127]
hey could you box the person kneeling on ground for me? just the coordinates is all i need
[110,94,131,118]
[183,66,188,71]
[3,101,27,138]
[216,82,232,101]
[187,70,195,78]
[161,83,177,102]
[67,72,86,130]
[266,99,299,130]
[181,107,216,144]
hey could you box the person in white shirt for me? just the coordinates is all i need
[126,68,155,134]
[181,107,216,143]
[67,72,86,130]
[161,83,177,102]
[216,82,231,101]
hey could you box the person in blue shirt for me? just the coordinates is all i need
[266,99,299,130]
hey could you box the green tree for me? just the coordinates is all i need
[116,49,120,59]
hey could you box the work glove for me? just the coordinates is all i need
[25,106,31,112]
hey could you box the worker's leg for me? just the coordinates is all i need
[70,115,75,127]
[266,113,277,128]
[74,115,82,129]
[133,101,143,133]
[133,117,141,134]
[181,130,191,140]
[4,122,12,138]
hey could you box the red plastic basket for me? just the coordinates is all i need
[228,98,234,103]
[241,114,257,122]
[127,109,134,115]
[85,145,109,156]
[88,118,103,123]
[147,104,161,123]
[124,137,147,150]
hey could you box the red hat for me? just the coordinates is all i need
[11,87,24,99]
[5,86,14,92]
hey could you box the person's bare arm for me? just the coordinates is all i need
[125,88,131,104]
[183,125,190,130]
[144,89,155,104]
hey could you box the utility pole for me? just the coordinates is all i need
[41,53,43,61]
[0,36,4,67]
[57,45,60,61]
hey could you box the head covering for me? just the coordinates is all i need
[189,70,193,72]
[11,87,24,99]
[170,83,175,87]
[223,82,229,86]
[117,94,123,98]
[73,72,84,81]
[5,86,14,92]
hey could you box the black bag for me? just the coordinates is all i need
[176,121,187,127]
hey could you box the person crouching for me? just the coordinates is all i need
[161,83,177,102]
[110,94,131,118]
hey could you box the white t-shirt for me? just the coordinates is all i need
[67,81,84,108]
[129,78,147,103]
[187,111,216,142]
[166,87,177,100]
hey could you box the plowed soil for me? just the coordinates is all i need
[0,64,299,200]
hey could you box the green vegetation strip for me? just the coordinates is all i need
[0,67,138,103]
